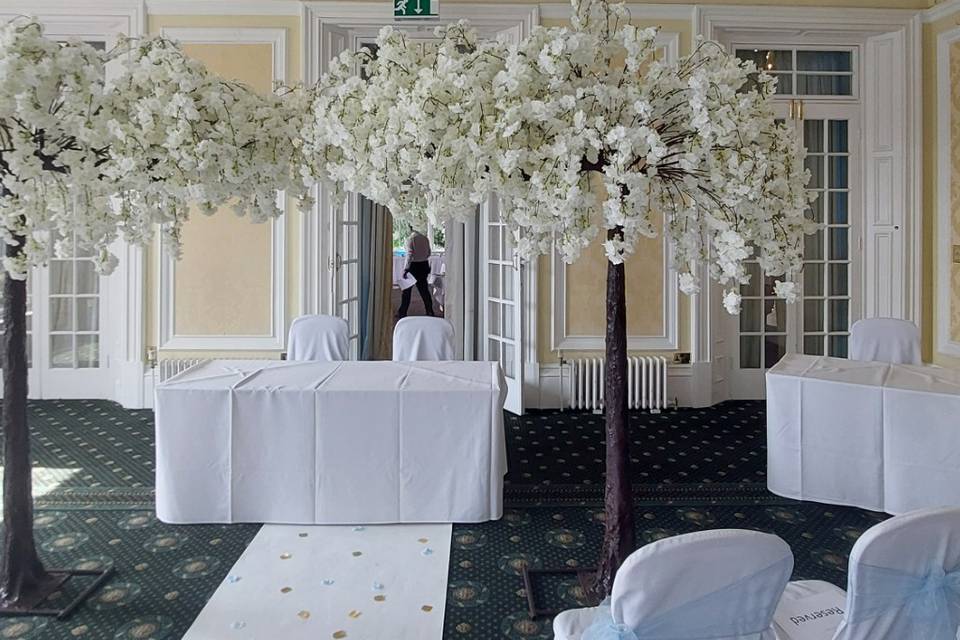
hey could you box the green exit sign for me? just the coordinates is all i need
[394,0,437,18]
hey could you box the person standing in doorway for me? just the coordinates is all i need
[398,229,435,318]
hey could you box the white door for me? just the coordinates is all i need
[481,198,523,414]
[727,103,862,399]
[332,195,361,358]
[34,234,113,398]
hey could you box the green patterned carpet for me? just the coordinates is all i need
[0,400,886,639]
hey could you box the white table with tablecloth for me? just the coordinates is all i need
[766,353,960,514]
[155,360,506,525]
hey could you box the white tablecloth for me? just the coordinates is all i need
[155,360,507,525]
[766,354,960,514]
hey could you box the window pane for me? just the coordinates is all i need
[740,263,762,297]
[488,338,501,364]
[805,156,824,189]
[503,342,515,378]
[829,228,849,261]
[740,336,761,369]
[796,74,852,96]
[50,335,73,368]
[735,49,793,71]
[765,299,786,332]
[488,225,500,261]
[803,120,825,153]
[772,74,793,95]
[829,192,848,224]
[797,50,852,72]
[502,266,514,301]
[804,299,825,332]
[829,299,849,332]
[829,263,848,297]
[804,335,824,356]
[488,301,501,336]
[829,157,848,189]
[75,261,99,295]
[829,334,849,358]
[502,304,514,340]
[488,264,500,298]
[76,335,100,368]
[804,231,824,261]
[50,261,73,295]
[828,120,848,152]
[50,298,73,332]
[805,195,824,224]
[740,299,762,332]
[764,335,787,368]
[803,264,824,297]
[77,297,99,331]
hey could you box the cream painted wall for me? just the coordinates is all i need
[144,16,301,358]
[139,4,953,374]
[922,7,960,368]
[535,17,692,365]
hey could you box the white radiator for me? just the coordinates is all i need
[155,357,278,383]
[156,359,205,383]
[566,356,668,412]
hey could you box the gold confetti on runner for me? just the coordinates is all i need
[373,595,386,602]
[348,610,361,619]
[297,610,310,620]
[333,631,347,639]
[418,538,429,544]
[280,553,292,560]
[280,587,292,594]
[421,605,433,612]
[352,551,362,557]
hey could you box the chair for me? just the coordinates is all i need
[773,507,960,640]
[553,529,794,640]
[286,315,349,362]
[849,318,921,365]
[392,316,455,361]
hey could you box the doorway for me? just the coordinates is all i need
[723,46,863,399]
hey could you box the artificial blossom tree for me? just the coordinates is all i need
[307,0,813,595]
[0,21,308,612]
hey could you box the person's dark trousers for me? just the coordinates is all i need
[398,260,434,318]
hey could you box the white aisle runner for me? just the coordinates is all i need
[184,523,452,640]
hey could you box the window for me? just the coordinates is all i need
[735,47,856,97]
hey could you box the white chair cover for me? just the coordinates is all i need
[392,317,456,361]
[849,318,921,365]
[775,508,960,640]
[287,315,349,362]
[832,507,960,640]
[553,529,794,640]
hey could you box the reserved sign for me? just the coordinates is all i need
[774,590,846,637]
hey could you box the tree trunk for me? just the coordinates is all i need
[0,237,55,610]
[592,227,635,598]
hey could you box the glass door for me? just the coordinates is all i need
[33,234,113,398]
[482,197,523,414]
[332,196,361,358]
[726,101,861,399]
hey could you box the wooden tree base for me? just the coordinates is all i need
[0,567,114,620]
[521,565,601,619]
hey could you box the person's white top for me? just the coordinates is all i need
[393,316,455,361]
[773,507,960,640]
[287,315,349,362]
[849,318,921,365]
[554,529,794,640]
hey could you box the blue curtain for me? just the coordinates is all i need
[358,197,393,360]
